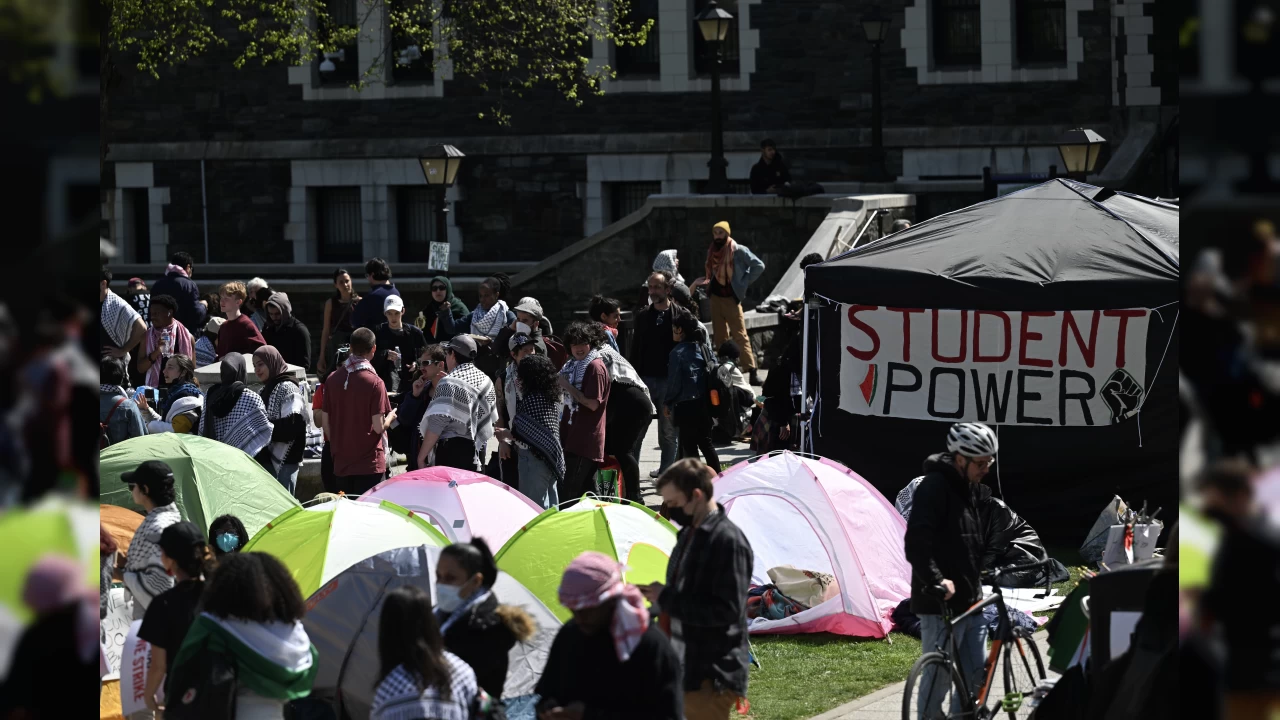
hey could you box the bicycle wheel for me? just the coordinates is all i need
[999,628,1047,718]
[902,652,978,720]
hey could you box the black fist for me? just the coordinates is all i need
[1102,369,1143,423]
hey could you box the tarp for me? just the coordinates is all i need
[100,434,300,538]
[804,180,1179,545]
[242,497,449,599]
[360,466,541,547]
[715,452,910,637]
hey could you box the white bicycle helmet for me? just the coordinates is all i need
[946,422,998,457]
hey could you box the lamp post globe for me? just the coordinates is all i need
[1057,128,1107,181]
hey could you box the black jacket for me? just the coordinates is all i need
[904,453,989,615]
[151,271,206,336]
[750,156,792,194]
[535,621,682,720]
[440,592,535,699]
[659,507,753,695]
[262,318,312,371]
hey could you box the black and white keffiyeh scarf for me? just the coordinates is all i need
[469,300,509,339]
[513,390,565,480]
[503,364,521,425]
[598,345,651,400]
[370,655,477,720]
[426,362,497,454]
[122,503,181,611]
[262,379,306,466]
[100,384,126,398]
[200,390,273,459]
[100,290,139,349]
[559,349,602,423]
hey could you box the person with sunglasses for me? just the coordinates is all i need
[421,275,470,343]
[903,422,998,718]
[121,461,183,622]
[397,344,449,471]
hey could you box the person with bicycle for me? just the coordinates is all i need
[904,422,997,718]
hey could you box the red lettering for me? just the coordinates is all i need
[1018,311,1055,368]
[973,311,1012,362]
[846,305,880,361]
[1103,309,1146,367]
[887,308,925,361]
[931,309,968,363]
[1059,310,1100,368]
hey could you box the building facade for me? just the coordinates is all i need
[102,0,1178,267]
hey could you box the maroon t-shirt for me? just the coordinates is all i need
[323,366,392,476]
[216,314,266,358]
[560,358,611,462]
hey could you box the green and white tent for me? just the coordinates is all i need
[243,497,449,599]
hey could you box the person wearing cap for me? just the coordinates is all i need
[691,221,765,386]
[417,334,497,472]
[261,291,312,371]
[491,332,541,487]
[121,460,183,620]
[138,521,217,717]
[374,293,426,397]
[750,138,791,195]
[194,315,224,367]
[322,327,397,495]
[534,551,682,720]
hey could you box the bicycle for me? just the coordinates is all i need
[901,559,1051,720]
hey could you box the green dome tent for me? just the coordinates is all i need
[100,434,300,537]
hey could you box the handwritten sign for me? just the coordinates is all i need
[429,242,450,272]
[101,586,132,680]
[120,619,161,716]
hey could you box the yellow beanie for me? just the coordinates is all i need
[713,221,732,235]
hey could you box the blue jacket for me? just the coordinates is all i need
[151,271,206,335]
[725,244,766,303]
[100,389,146,446]
[664,342,707,407]
[351,282,402,332]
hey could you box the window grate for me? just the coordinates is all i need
[616,0,660,76]
[933,0,982,68]
[608,182,661,223]
[693,0,740,76]
[317,187,364,263]
[396,186,439,262]
[1016,0,1067,65]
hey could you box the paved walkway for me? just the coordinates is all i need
[808,631,1057,720]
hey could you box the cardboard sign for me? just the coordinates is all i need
[120,619,162,716]
[838,306,1151,426]
[100,586,132,680]
[429,242,450,272]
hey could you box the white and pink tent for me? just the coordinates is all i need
[361,467,541,547]
[715,452,911,637]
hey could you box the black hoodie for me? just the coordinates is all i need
[261,292,312,371]
[903,453,990,615]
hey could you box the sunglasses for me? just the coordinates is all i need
[431,285,447,291]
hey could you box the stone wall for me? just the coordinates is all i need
[456,154,587,261]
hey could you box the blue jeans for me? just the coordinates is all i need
[917,613,989,719]
[636,376,679,472]
[276,461,301,497]
[517,446,560,510]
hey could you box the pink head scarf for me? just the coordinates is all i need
[558,551,650,662]
[24,554,98,663]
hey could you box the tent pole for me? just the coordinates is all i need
[800,297,814,454]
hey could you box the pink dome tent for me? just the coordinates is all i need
[361,467,541,547]
[715,452,911,637]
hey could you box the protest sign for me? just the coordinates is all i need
[120,619,161,716]
[100,586,131,680]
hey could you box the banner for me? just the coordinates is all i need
[837,306,1151,426]
[121,619,162,716]
[100,586,132,680]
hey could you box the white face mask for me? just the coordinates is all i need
[436,583,465,613]
[515,322,532,335]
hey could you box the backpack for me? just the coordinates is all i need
[100,397,128,449]
[164,638,239,720]
[709,361,745,443]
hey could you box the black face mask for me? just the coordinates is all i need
[666,504,694,526]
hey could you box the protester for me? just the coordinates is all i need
[167,552,318,718]
[492,333,540,488]
[470,277,510,340]
[642,459,753,720]
[126,277,151,326]
[216,281,267,358]
[418,335,497,472]
[653,249,685,286]
[632,270,680,477]
[711,341,755,443]
[491,297,554,376]
[0,555,99,720]
[317,267,361,374]
[589,295,623,352]
[262,291,312,371]
[904,422,998,717]
[137,354,204,434]
[150,252,207,335]
[137,294,195,388]
[759,343,800,452]
[195,316,223,367]
[210,513,250,558]
[435,539,536,700]
[663,309,721,469]
[246,278,271,331]
[121,460,182,619]
[375,294,427,395]
[691,221,766,385]
[371,585,480,720]
[750,138,792,195]
[421,275,470,343]
[254,346,307,495]
[593,327,653,503]
[352,258,401,332]
[495,353,564,509]
[557,321,611,503]
[101,357,147,446]
[397,344,448,472]
[138,521,216,717]
[891,218,912,234]
[537,552,683,720]
[200,353,274,462]
[100,266,147,363]
[323,327,396,495]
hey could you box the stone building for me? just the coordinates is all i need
[102,0,1178,269]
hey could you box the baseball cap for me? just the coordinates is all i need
[121,460,175,492]
[509,333,537,354]
[158,521,206,559]
[444,334,478,360]
[204,316,227,335]
[513,297,543,319]
[383,294,405,314]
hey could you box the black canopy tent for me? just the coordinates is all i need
[802,180,1179,546]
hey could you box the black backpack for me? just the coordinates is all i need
[710,361,746,443]
[164,639,239,720]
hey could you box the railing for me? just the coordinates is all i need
[827,208,884,258]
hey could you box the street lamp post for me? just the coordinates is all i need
[419,144,465,268]
[696,1,734,194]
[861,7,892,182]
[1056,128,1107,182]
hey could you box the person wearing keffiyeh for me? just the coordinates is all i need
[199,353,274,462]
[137,294,195,388]
[253,346,307,496]
[496,353,564,509]
[418,336,497,472]
[557,322,611,504]
[100,266,147,364]
[534,552,682,720]
[469,277,509,339]
[121,461,182,619]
